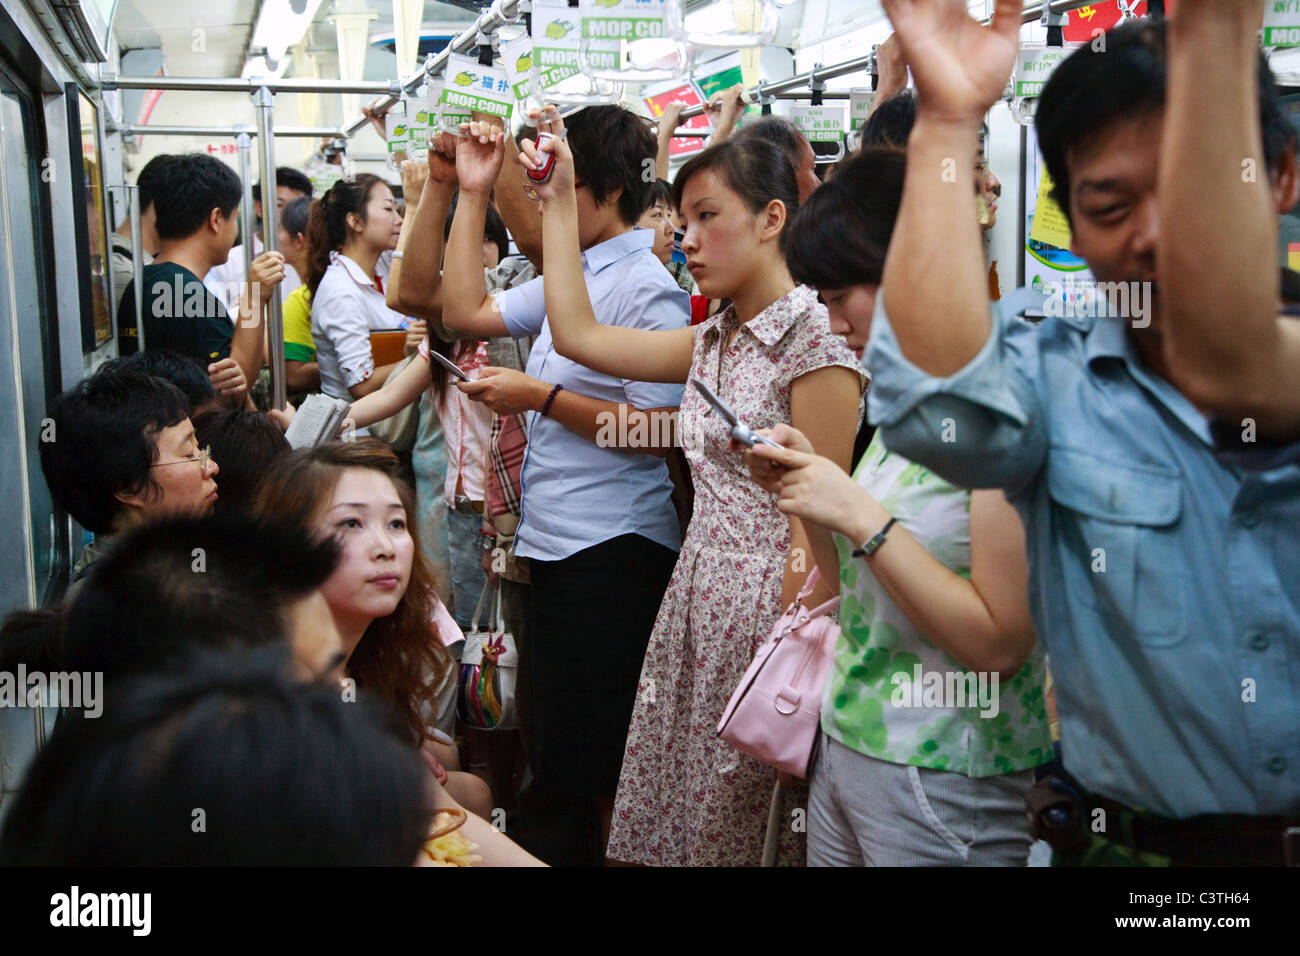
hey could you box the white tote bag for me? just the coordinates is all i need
[455,581,518,730]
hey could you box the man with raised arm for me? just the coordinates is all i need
[869,0,1299,865]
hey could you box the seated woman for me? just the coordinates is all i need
[745,149,1051,866]
[0,652,431,866]
[40,369,220,593]
[252,439,545,866]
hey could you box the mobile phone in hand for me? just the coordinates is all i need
[428,348,469,382]
[690,378,782,449]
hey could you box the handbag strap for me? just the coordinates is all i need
[760,780,782,867]
[805,595,841,620]
[794,566,822,604]
[492,580,506,633]
[469,581,492,633]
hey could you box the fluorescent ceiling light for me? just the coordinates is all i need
[251,0,324,64]
[627,38,680,69]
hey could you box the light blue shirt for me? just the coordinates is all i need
[493,229,688,562]
[864,293,1300,819]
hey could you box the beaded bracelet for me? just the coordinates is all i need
[540,383,564,417]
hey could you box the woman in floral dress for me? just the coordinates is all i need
[520,110,865,865]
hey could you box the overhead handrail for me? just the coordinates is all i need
[665,0,1096,125]
[102,75,401,95]
[110,124,342,138]
[343,0,527,137]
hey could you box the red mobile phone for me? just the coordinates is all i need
[526,131,557,184]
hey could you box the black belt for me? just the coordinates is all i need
[1027,772,1300,866]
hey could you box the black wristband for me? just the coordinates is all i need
[852,516,897,558]
[540,383,564,417]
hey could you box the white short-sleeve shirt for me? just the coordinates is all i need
[312,250,405,400]
[203,234,303,318]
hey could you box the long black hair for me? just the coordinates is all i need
[303,174,387,297]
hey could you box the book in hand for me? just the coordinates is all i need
[284,393,354,449]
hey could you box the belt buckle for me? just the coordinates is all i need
[1285,827,1300,867]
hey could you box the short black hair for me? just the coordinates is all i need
[785,148,906,291]
[135,153,176,215]
[565,105,658,226]
[280,195,311,239]
[191,397,291,517]
[253,166,314,202]
[644,178,672,213]
[100,349,216,409]
[150,153,243,240]
[44,513,340,681]
[732,116,810,174]
[1038,18,1297,223]
[0,652,428,865]
[859,90,916,150]
[40,369,190,533]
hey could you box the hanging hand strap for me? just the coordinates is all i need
[1042,0,1065,47]
[809,64,824,107]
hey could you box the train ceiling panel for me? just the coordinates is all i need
[113,0,258,76]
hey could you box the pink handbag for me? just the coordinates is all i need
[717,568,841,779]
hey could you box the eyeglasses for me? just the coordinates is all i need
[152,445,212,473]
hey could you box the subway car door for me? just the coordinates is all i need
[0,59,62,819]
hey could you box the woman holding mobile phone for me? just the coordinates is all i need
[743,147,1051,866]
[515,107,865,866]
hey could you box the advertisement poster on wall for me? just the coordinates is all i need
[1023,141,1094,318]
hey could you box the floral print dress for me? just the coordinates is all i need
[607,285,865,866]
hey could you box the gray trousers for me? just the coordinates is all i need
[808,733,1034,866]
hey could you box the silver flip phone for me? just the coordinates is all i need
[690,378,782,449]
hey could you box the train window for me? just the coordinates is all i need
[72,89,113,350]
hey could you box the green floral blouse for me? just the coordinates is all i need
[821,432,1053,777]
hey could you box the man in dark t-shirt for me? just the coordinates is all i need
[118,261,234,365]
[115,153,284,392]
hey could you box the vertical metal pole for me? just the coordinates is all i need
[104,185,120,342]
[253,87,286,410]
[236,132,256,290]
[127,184,146,352]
